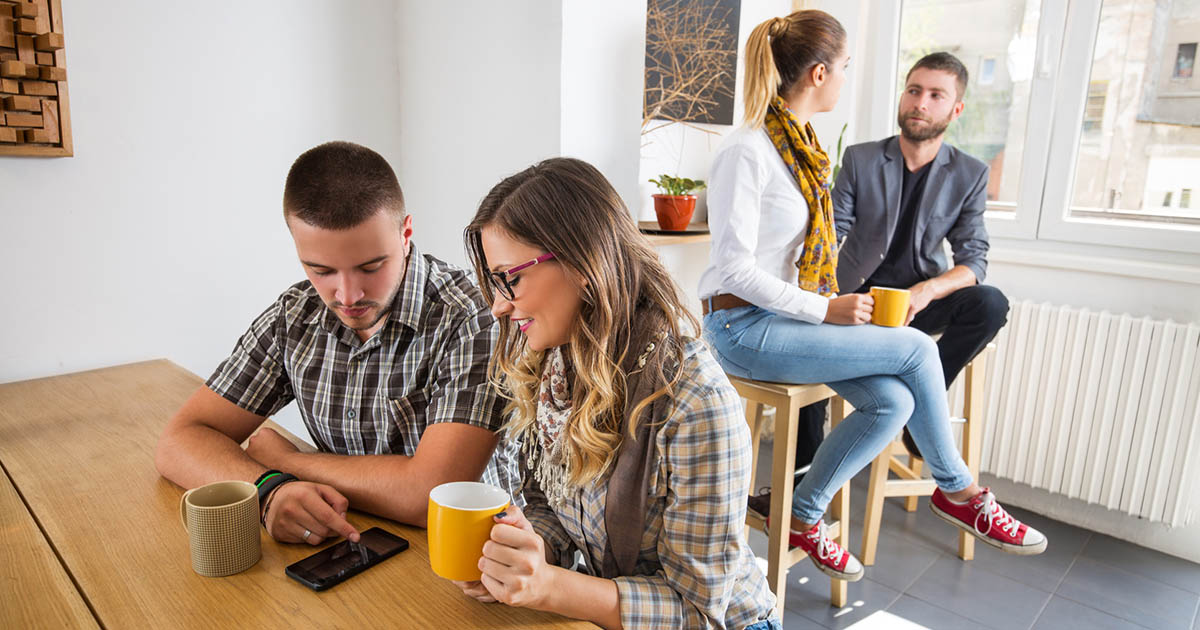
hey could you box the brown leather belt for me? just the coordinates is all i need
[701,293,753,315]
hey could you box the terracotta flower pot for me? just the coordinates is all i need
[652,194,697,231]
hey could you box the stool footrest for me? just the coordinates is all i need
[882,479,937,497]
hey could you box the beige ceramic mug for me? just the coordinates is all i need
[179,480,261,577]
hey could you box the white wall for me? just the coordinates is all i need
[395,0,563,269]
[0,0,404,391]
[560,1,645,208]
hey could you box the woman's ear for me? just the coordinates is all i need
[810,62,828,87]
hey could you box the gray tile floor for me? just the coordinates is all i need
[747,446,1200,630]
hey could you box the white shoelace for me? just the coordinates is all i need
[806,521,845,564]
[973,491,1020,538]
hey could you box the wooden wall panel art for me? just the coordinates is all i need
[0,0,70,156]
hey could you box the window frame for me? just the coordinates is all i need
[867,0,1200,255]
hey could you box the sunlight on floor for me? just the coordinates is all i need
[843,610,932,629]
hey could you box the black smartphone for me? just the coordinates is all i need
[285,527,409,591]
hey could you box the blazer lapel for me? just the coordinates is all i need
[882,137,904,241]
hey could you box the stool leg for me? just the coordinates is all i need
[829,396,848,608]
[766,396,799,617]
[904,457,923,512]
[860,446,890,566]
[958,357,985,561]
[744,401,764,541]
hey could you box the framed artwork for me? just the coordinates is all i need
[643,0,741,126]
[0,0,71,157]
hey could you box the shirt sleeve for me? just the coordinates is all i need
[205,298,294,418]
[612,374,756,629]
[426,309,506,431]
[707,141,830,324]
[946,164,990,283]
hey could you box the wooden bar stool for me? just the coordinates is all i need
[859,343,995,565]
[727,376,850,615]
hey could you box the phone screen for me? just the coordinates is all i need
[285,527,409,591]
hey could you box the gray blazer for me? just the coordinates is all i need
[832,136,990,293]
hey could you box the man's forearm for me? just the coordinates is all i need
[922,265,977,300]
[155,424,269,489]
[272,451,435,526]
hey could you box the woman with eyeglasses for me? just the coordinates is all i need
[451,157,780,630]
[700,9,1047,582]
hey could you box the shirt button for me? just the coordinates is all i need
[347,409,357,420]
[879,253,885,260]
[860,277,866,283]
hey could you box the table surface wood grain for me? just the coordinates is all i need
[0,360,594,629]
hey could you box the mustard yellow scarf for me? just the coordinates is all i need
[763,95,838,296]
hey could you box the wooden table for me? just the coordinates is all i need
[0,360,594,629]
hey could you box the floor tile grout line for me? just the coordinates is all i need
[896,589,1007,630]
[1049,591,1159,630]
[1025,541,1086,630]
[1076,542,1200,596]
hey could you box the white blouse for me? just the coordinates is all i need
[698,125,830,324]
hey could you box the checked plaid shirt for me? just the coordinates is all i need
[522,338,776,629]
[206,243,519,496]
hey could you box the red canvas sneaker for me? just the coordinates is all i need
[930,487,1048,555]
[787,520,864,582]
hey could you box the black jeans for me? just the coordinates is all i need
[789,284,1009,471]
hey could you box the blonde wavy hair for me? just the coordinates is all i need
[464,158,699,487]
[743,9,846,126]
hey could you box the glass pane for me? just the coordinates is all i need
[897,0,1043,213]
[1069,0,1200,226]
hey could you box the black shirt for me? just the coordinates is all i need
[860,161,932,292]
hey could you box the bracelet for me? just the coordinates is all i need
[256,472,298,526]
[254,469,282,487]
[261,484,287,526]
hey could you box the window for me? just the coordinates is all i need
[880,0,1200,252]
[1082,80,1107,134]
[1064,1,1200,229]
[896,0,1043,212]
[1174,43,1196,79]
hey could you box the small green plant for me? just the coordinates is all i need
[648,174,706,196]
[831,122,849,185]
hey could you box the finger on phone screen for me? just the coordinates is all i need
[303,489,359,542]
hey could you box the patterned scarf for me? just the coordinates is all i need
[763,95,839,296]
[524,334,671,578]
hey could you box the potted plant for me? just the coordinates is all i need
[648,174,706,231]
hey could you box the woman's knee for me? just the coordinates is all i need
[845,376,914,424]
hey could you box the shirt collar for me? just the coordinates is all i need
[391,241,427,332]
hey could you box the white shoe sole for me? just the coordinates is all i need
[929,502,1048,556]
[804,553,864,582]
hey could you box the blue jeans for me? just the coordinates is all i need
[745,618,782,630]
[704,305,974,524]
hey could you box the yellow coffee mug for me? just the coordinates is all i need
[869,286,911,327]
[427,481,510,581]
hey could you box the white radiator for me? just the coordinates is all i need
[947,301,1200,527]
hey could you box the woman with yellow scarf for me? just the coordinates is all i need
[700,10,1047,582]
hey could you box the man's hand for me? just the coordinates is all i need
[246,427,300,469]
[824,293,874,325]
[453,579,498,604]
[906,280,938,325]
[475,506,557,610]
[263,481,360,545]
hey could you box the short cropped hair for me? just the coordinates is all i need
[906,52,969,102]
[283,141,405,229]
